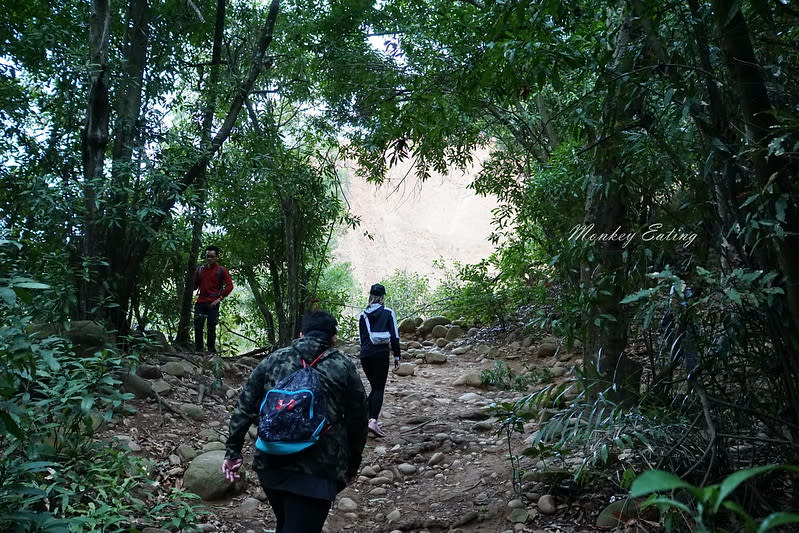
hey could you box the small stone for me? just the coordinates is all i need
[537,494,556,514]
[177,444,197,461]
[337,497,358,512]
[168,454,182,465]
[161,361,186,377]
[198,428,222,440]
[386,509,401,522]
[202,441,226,452]
[394,363,415,376]
[508,499,524,508]
[397,463,417,475]
[180,403,205,421]
[240,497,260,514]
[369,487,388,496]
[458,392,483,402]
[360,466,377,477]
[151,380,171,395]
[427,452,445,466]
[508,508,529,523]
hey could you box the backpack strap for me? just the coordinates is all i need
[361,311,373,338]
[301,347,333,369]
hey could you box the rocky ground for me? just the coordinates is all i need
[103,322,625,533]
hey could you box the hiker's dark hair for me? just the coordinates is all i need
[205,245,221,255]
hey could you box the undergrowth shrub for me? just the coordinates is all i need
[0,240,203,532]
[485,261,799,531]
[481,360,551,391]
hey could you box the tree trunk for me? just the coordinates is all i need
[581,11,641,403]
[282,195,299,345]
[176,212,203,347]
[712,0,799,460]
[176,0,226,347]
[79,0,111,319]
[244,267,276,348]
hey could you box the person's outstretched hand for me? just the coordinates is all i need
[222,458,243,482]
[394,356,400,369]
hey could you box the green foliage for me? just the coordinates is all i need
[378,269,433,320]
[431,259,512,325]
[317,262,359,339]
[480,360,551,392]
[631,466,799,533]
[0,244,203,532]
[318,262,358,315]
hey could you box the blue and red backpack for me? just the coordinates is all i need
[255,349,332,455]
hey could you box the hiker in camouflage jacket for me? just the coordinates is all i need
[223,311,368,532]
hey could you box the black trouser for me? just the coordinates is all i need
[361,353,389,420]
[262,488,331,533]
[193,302,219,352]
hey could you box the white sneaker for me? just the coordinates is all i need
[368,418,386,437]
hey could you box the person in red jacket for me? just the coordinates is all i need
[193,245,233,354]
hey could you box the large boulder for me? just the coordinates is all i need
[419,316,451,334]
[183,451,246,500]
[430,324,449,339]
[424,351,447,364]
[121,372,154,399]
[64,320,114,350]
[445,325,465,341]
[31,320,114,356]
[398,318,418,334]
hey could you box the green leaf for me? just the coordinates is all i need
[639,494,692,513]
[0,287,16,306]
[724,288,742,305]
[80,396,95,413]
[757,512,799,532]
[12,281,50,290]
[0,410,23,440]
[630,469,694,497]
[15,461,55,473]
[621,288,655,304]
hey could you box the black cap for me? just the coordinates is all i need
[301,311,338,340]
[369,283,386,296]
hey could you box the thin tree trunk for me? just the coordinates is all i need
[244,268,276,347]
[282,196,298,345]
[79,0,111,319]
[581,11,641,403]
[176,0,226,347]
[176,213,203,347]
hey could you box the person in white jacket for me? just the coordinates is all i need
[358,283,401,437]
